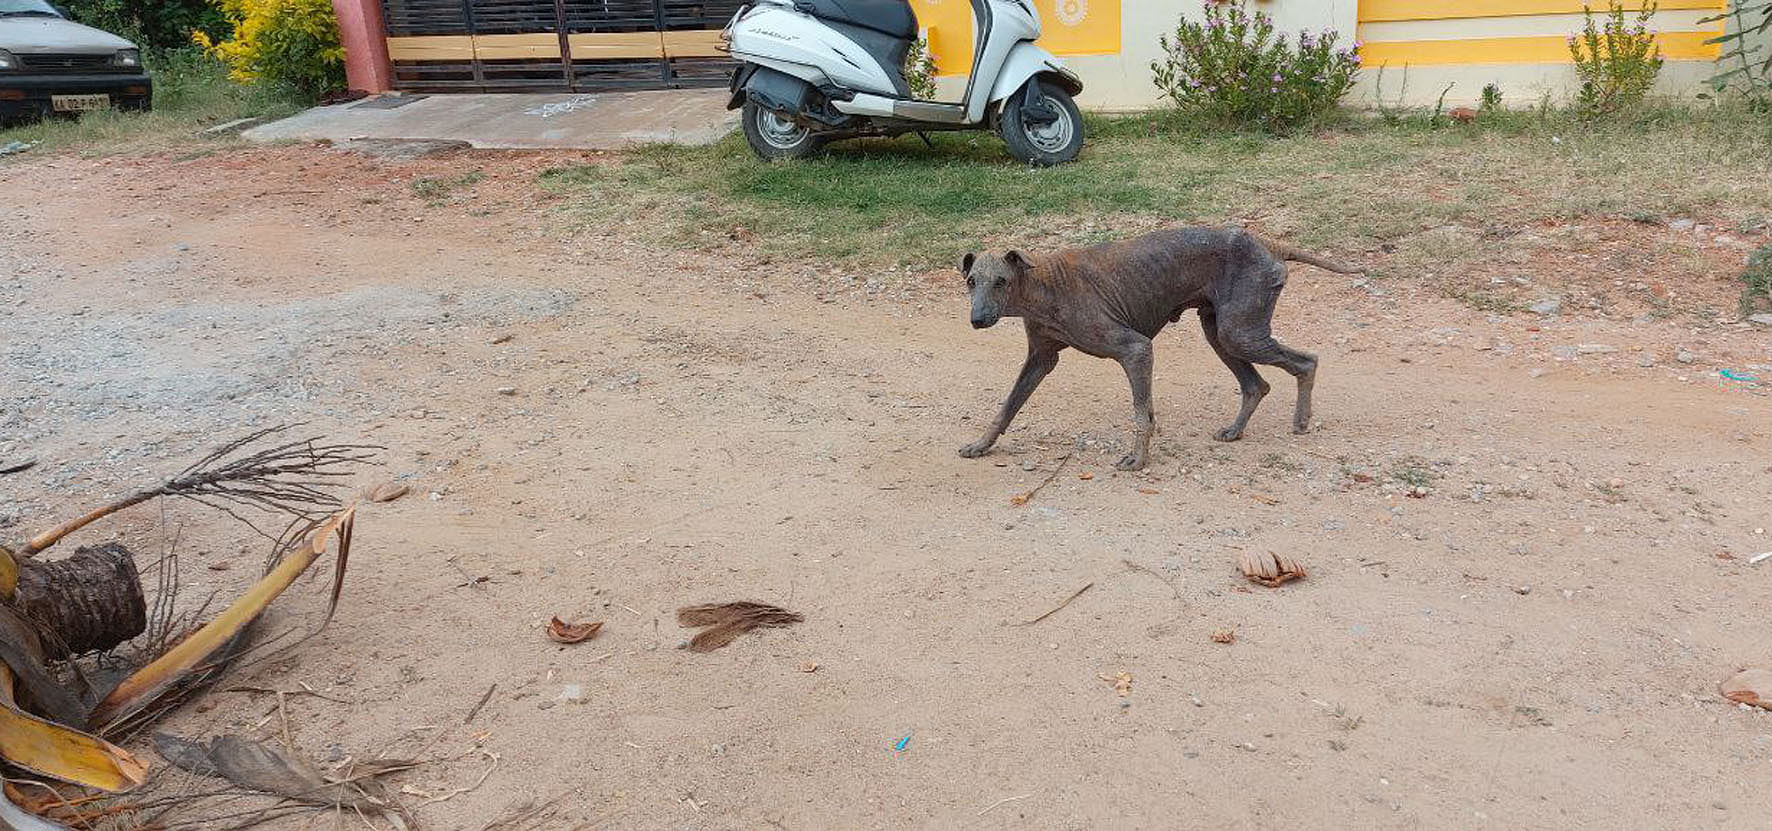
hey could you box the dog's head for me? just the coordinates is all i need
[959,250,1032,329]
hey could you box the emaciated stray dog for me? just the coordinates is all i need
[958,226,1359,471]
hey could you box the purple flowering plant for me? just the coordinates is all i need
[1151,1,1362,132]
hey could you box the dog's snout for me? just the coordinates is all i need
[971,316,992,329]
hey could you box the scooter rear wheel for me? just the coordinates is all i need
[999,82,1083,166]
[742,101,824,161]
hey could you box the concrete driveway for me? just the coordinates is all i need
[243,89,738,150]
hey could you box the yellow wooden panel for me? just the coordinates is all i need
[473,33,561,60]
[567,31,665,59]
[910,0,973,76]
[1037,0,1121,57]
[663,29,727,58]
[1358,0,1724,23]
[910,0,1122,77]
[1359,29,1722,65]
[386,35,476,61]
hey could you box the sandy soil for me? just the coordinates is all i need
[3,144,1771,830]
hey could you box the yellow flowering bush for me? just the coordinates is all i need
[192,0,344,101]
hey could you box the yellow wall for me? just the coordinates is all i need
[1357,0,1724,67]
[910,0,1123,76]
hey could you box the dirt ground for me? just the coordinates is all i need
[3,144,1771,830]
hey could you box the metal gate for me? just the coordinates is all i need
[381,0,744,92]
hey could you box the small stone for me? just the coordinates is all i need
[559,684,588,704]
[491,333,514,344]
[1551,345,1578,360]
[1669,218,1696,231]
[1528,299,1562,315]
[1676,350,1696,364]
[1576,344,1616,354]
[496,386,517,396]
[1514,585,1531,595]
[1750,313,1772,327]
[1528,368,1545,378]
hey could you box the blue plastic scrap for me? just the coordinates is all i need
[892,734,912,752]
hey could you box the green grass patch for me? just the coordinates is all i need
[0,48,302,158]
[541,102,1772,271]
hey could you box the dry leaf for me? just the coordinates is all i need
[1720,668,1772,709]
[799,662,819,673]
[1249,492,1280,506]
[366,481,409,503]
[1097,671,1132,697]
[1009,493,1030,506]
[154,733,396,811]
[1210,628,1236,644]
[677,602,802,652]
[545,617,603,644]
[1137,487,1160,495]
[1237,551,1307,588]
[1078,472,1094,481]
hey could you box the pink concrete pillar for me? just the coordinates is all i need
[332,0,394,93]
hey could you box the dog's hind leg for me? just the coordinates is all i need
[959,335,1063,458]
[1221,328,1317,435]
[1199,308,1271,442]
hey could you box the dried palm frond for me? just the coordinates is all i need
[676,602,803,652]
[15,426,378,559]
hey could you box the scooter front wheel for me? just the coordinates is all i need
[742,101,824,161]
[999,82,1083,166]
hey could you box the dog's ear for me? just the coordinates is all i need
[1004,250,1033,272]
[959,252,976,274]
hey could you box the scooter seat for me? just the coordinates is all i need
[793,0,918,40]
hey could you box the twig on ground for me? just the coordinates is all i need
[1009,453,1073,506]
[1121,559,1181,599]
[1018,582,1093,626]
[977,793,1035,816]
[463,684,497,725]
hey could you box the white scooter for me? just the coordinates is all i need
[720,0,1084,165]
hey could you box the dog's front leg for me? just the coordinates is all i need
[959,339,1061,458]
[1111,332,1156,471]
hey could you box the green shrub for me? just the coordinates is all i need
[193,0,344,102]
[1151,1,1361,133]
[1703,1,1772,105]
[1568,0,1663,118]
[905,35,938,100]
[1743,244,1772,316]
[58,0,229,52]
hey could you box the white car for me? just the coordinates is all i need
[0,0,151,124]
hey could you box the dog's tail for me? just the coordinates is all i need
[1254,235,1363,275]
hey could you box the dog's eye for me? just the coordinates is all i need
[994,278,1006,288]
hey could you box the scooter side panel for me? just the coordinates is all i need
[727,5,900,96]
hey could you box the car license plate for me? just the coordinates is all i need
[51,94,110,112]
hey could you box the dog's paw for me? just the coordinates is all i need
[957,440,994,458]
[1213,426,1245,442]
[1291,421,1312,435]
[1114,453,1147,471]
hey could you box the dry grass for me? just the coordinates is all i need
[539,104,1772,314]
